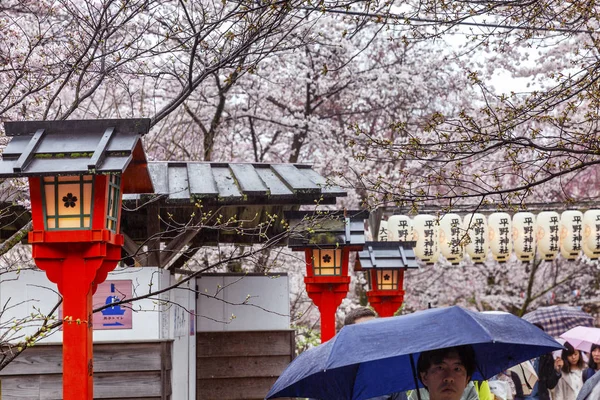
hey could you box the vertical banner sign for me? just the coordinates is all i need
[537,211,560,261]
[560,210,583,260]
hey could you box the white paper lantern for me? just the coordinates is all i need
[488,212,513,263]
[536,211,560,261]
[583,210,600,260]
[560,210,583,260]
[413,214,439,265]
[438,213,463,265]
[377,220,389,242]
[387,215,414,242]
[463,213,488,264]
[512,212,536,262]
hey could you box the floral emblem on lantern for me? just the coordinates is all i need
[322,254,332,263]
[62,193,78,208]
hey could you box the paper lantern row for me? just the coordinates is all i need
[376,210,600,264]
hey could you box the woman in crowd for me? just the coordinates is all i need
[583,344,600,383]
[554,342,585,400]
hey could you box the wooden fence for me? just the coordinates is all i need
[197,330,295,400]
[0,340,172,399]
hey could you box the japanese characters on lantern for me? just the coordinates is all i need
[488,212,512,263]
[379,209,600,264]
[413,214,439,265]
[438,213,463,265]
[583,210,600,260]
[536,211,560,261]
[387,215,414,242]
[377,220,388,241]
[463,213,488,264]
[560,210,583,260]
[512,212,536,262]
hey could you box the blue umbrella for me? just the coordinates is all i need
[266,306,563,400]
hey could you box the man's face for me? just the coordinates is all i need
[419,351,470,400]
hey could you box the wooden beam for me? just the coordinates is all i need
[159,216,202,270]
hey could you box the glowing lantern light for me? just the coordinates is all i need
[377,219,389,241]
[387,215,414,242]
[463,213,488,264]
[536,211,560,261]
[488,212,513,263]
[560,210,583,260]
[413,214,439,265]
[583,210,600,260]
[512,212,536,262]
[438,213,463,265]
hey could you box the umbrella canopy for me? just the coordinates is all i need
[522,305,594,337]
[560,326,600,353]
[267,306,562,400]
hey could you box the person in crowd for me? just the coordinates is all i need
[344,308,490,400]
[344,306,377,325]
[339,307,407,400]
[576,366,600,400]
[525,323,563,400]
[582,344,600,383]
[417,345,476,400]
[554,342,585,400]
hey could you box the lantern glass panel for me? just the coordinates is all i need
[311,248,342,276]
[42,175,94,230]
[106,174,121,232]
[376,269,399,290]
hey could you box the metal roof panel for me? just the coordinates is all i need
[168,165,190,200]
[271,164,320,194]
[211,166,243,200]
[188,163,218,199]
[229,164,269,196]
[301,168,345,195]
[147,163,169,194]
[254,167,294,196]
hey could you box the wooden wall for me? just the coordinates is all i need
[0,340,172,399]
[197,330,295,400]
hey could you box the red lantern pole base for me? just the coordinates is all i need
[30,232,122,400]
[367,290,405,317]
[305,276,350,342]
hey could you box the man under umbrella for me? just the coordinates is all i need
[417,345,476,400]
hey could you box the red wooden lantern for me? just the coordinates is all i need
[286,211,366,342]
[0,119,153,400]
[357,241,418,317]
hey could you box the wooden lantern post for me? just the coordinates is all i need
[286,211,366,342]
[0,119,153,400]
[356,241,418,317]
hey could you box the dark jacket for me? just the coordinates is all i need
[537,353,561,400]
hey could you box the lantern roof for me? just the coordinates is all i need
[284,210,367,249]
[0,119,152,194]
[357,241,419,270]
